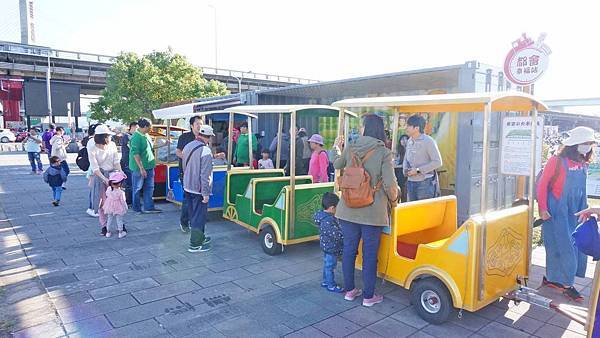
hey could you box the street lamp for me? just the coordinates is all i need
[232,71,252,94]
[208,4,218,70]
[45,49,52,123]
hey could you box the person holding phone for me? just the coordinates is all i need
[23,127,43,174]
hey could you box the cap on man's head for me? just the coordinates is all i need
[199,125,215,137]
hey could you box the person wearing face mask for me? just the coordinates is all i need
[536,126,596,302]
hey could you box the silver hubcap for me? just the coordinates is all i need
[421,290,441,314]
[264,232,274,249]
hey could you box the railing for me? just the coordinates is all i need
[0,40,319,84]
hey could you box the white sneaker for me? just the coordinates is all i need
[105,231,112,238]
[118,231,127,239]
[86,209,99,217]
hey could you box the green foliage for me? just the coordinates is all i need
[91,49,229,122]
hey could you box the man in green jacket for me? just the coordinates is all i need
[234,122,257,167]
[129,118,161,214]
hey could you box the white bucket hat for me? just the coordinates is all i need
[94,124,114,135]
[563,126,597,146]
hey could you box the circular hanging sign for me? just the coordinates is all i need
[503,33,551,86]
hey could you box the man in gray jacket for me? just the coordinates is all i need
[182,125,214,252]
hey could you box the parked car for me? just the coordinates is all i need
[0,129,16,143]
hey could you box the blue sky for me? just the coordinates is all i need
[1,0,598,101]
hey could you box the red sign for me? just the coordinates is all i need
[504,33,551,86]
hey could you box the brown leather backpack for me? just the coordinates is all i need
[339,148,382,208]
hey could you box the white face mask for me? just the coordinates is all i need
[577,144,592,155]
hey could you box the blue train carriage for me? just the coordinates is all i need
[221,105,357,254]
[151,103,257,211]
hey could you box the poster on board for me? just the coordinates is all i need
[587,156,600,198]
[500,116,543,176]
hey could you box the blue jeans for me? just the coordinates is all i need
[407,177,435,201]
[186,192,208,246]
[323,252,339,288]
[27,152,43,172]
[52,186,62,201]
[132,168,155,212]
[180,176,190,226]
[341,219,382,299]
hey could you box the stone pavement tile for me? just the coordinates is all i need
[206,256,260,273]
[369,297,408,316]
[449,310,491,331]
[282,310,336,331]
[103,318,171,338]
[46,275,118,298]
[192,267,254,288]
[57,294,138,324]
[546,313,588,335]
[152,266,212,285]
[112,263,176,283]
[5,283,50,305]
[407,332,435,338]
[285,325,331,338]
[313,315,361,337]
[275,297,328,318]
[49,291,94,310]
[475,303,507,320]
[421,321,474,338]
[61,250,122,266]
[495,309,545,334]
[158,305,244,336]
[533,323,586,338]
[243,256,292,274]
[63,315,113,336]
[232,269,293,290]
[346,328,385,338]
[104,296,182,328]
[476,321,530,338]
[366,317,417,338]
[40,273,78,288]
[98,251,156,267]
[10,306,60,331]
[7,294,52,315]
[132,279,202,304]
[339,304,386,327]
[73,263,134,281]
[213,315,280,338]
[497,299,556,322]
[279,260,322,276]
[238,299,298,329]
[179,327,226,338]
[390,307,430,329]
[383,288,412,305]
[89,277,159,300]
[301,288,357,314]
[12,319,65,338]
[275,270,321,288]
[176,281,247,308]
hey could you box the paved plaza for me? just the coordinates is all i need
[0,152,596,338]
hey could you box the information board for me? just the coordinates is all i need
[500,116,542,176]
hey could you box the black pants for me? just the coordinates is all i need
[186,192,208,247]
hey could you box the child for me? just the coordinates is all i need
[43,156,67,206]
[102,172,128,238]
[212,147,228,166]
[258,149,274,169]
[313,192,344,293]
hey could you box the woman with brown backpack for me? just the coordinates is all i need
[333,113,399,307]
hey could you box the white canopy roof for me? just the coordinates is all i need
[225,105,357,116]
[152,104,257,120]
[332,92,549,113]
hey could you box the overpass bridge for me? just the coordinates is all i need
[0,41,318,95]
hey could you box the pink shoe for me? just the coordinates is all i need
[362,294,383,307]
[344,288,363,301]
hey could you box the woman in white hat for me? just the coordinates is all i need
[537,126,596,302]
[89,124,123,236]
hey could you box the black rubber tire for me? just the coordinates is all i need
[0,137,9,143]
[410,278,454,324]
[259,226,283,256]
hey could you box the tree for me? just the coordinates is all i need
[90,49,229,122]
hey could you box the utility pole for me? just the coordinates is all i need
[46,51,52,122]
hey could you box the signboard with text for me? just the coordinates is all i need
[500,117,542,176]
[504,33,551,86]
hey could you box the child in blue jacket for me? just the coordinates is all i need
[314,192,344,293]
[43,156,67,206]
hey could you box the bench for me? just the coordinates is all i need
[226,169,284,205]
[246,176,313,214]
[393,196,457,259]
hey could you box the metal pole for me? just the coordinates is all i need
[289,110,297,237]
[478,102,491,301]
[227,112,233,170]
[526,107,539,278]
[276,113,283,168]
[247,116,253,167]
[46,53,52,123]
